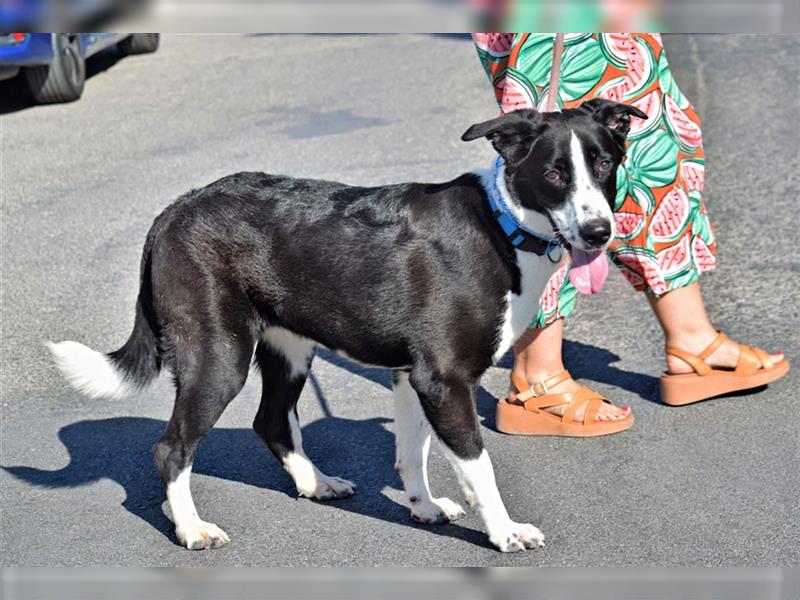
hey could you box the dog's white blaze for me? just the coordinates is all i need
[393,372,434,501]
[477,165,560,361]
[549,131,614,247]
[262,328,315,379]
[47,340,134,400]
[569,130,615,226]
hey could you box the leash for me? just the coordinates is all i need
[546,33,565,112]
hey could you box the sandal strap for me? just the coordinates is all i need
[582,396,605,425]
[509,372,618,424]
[511,370,572,402]
[665,331,728,376]
[666,330,776,377]
[561,387,610,425]
[750,345,776,368]
[562,387,590,424]
[735,345,765,376]
[664,346,713,376]
[522,394,575,412]
[698,331,727,360]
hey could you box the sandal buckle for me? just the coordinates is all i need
[529,381,548,397]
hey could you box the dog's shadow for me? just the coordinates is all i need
[3,341,657,551]
[2,373,488,550]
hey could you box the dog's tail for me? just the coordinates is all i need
[48,229,161,400]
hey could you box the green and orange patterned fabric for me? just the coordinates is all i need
[473,33,717,327]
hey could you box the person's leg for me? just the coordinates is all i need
[648,282,784,374]
[480,33,785,417]
[509,319,631,421]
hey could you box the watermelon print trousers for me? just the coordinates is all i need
[473,33,717,328]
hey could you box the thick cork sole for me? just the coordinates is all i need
[660,359,790,406]
[495,400,634,437]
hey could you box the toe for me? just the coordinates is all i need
[595,402,629,421]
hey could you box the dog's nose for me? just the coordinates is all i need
[579,218,611,246]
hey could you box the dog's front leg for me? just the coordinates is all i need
[445,447,545,552]
[392,371,465,524]
[409,368,545,552]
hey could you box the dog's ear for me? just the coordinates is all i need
[579,98,647,143]
[461,109,542,170]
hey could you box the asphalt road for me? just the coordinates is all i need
[1,34,798,567]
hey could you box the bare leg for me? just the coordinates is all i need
[509,319,630,420]
[648,282,784,373]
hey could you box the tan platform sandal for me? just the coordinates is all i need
[496,370,634,437]
[661,331,790,406]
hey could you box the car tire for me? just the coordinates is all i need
[24,33,86,104]
[118,33,160,55]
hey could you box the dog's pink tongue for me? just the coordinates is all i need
[569,249,609,295]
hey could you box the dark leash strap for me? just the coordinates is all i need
[546,33,565,112]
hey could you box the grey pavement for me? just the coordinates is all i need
[1,34,798,567]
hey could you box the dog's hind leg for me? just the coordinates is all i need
[253,328,355,500]
[154,325,255,550]
[392,370,465,524]
[409,366,545,552]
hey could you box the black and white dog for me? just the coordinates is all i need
[49,99,645,552]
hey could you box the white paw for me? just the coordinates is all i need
[176,520,230,550]
[411,496,466,524]
[301,475,357,500]
[490,522,546,552]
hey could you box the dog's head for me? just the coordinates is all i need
[462,99,646,252]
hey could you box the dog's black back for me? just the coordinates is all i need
[148,171,514,374]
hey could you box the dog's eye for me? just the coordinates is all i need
[544,170,561,183]
[596,159,612,173]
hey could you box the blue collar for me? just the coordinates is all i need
[484,156,564,260]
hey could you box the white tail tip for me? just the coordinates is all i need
[47,341,134,400]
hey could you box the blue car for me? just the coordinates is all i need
[0,33,159,104]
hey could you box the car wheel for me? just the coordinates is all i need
[24,33,86,104]
[118,33,160,55]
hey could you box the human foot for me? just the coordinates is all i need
[661,331,790,406]
[665,330,784,375]
[507,370,631,422]
[498,370,634,436]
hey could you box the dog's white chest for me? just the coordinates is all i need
[493,250,558,362]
